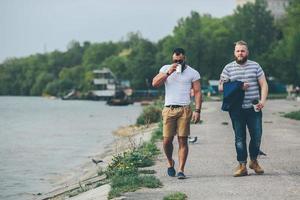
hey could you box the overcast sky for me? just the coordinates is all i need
[0,0,236,63]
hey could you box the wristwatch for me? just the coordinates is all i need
[195,109,201,113]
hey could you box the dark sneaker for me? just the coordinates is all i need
[167,160,176,177]
[177,172,186,179]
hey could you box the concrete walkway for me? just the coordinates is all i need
[70,184,110,200]
[123,100,300,200]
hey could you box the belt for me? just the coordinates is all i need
[165,105,184,108]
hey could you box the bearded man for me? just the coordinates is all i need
[218,41,268,177]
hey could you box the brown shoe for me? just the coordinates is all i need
[234,163,248,177]
[249,160,264,174]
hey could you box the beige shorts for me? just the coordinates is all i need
[162,106,192,137]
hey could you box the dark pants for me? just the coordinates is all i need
[229,108,262,163]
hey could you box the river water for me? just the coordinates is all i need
[0,96,142,200]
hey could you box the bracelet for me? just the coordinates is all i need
[195,109,201,113]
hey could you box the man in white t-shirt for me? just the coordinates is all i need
[152,48,202,179]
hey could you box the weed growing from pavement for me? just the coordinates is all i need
[284,110,300,120]
[107,101,164,199]
[163,192,188,200]
[106,134,162,199]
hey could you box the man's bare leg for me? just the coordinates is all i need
[178,136,188,172]
[163,136,174,167]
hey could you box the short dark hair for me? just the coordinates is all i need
[173,48,185,55]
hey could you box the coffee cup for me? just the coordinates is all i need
[252,99,260,112]
[176,64,182,73]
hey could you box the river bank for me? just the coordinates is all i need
[34,123,158,200]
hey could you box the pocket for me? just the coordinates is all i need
[161,107,166,115]
[162,107,169,117]
[184,107,192,119]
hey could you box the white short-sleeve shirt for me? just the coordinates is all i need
[159,65,200,106]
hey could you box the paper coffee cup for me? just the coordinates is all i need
[176,64,182,73]
[252,99,260,112]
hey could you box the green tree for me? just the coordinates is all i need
[44,79,73,96]
[82,42,121,68]
[1,2,295,96]
[58,65,86,91]
[100,55,129,80]
[264,0,300,85]
[231,0,278,59]
[47,50,67,76]
[30,72,55,95]
[157,12,233,81]
[157,12,205,68]
[64,40,84,67]
[125,33,158,89]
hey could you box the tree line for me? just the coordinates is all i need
[0,0,299,96]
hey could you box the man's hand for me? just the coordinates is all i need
[258,75,268,111]
[152,63,178,88]
[167,63,178,75]
[257,100,265,110]
[191,112,200,123]
[242,82,250,90]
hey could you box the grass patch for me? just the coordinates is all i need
[106,100,164,199]
[267,93,287,99]
[109,175,161,198]
[136,100,164,125]
[106,129,162,199]
[283,110,300,120]
[163,192,188,200]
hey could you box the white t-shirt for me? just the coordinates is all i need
[159,65,201,106]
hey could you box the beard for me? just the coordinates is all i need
[235,56,248,64]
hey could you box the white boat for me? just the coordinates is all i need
[92,68,120,100]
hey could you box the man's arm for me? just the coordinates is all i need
[191,80,202,123]
[152,64,177,88]
[257,75,268,109]
[218,80,224,92]
[219,79,250,92]
[152,72,169,88]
